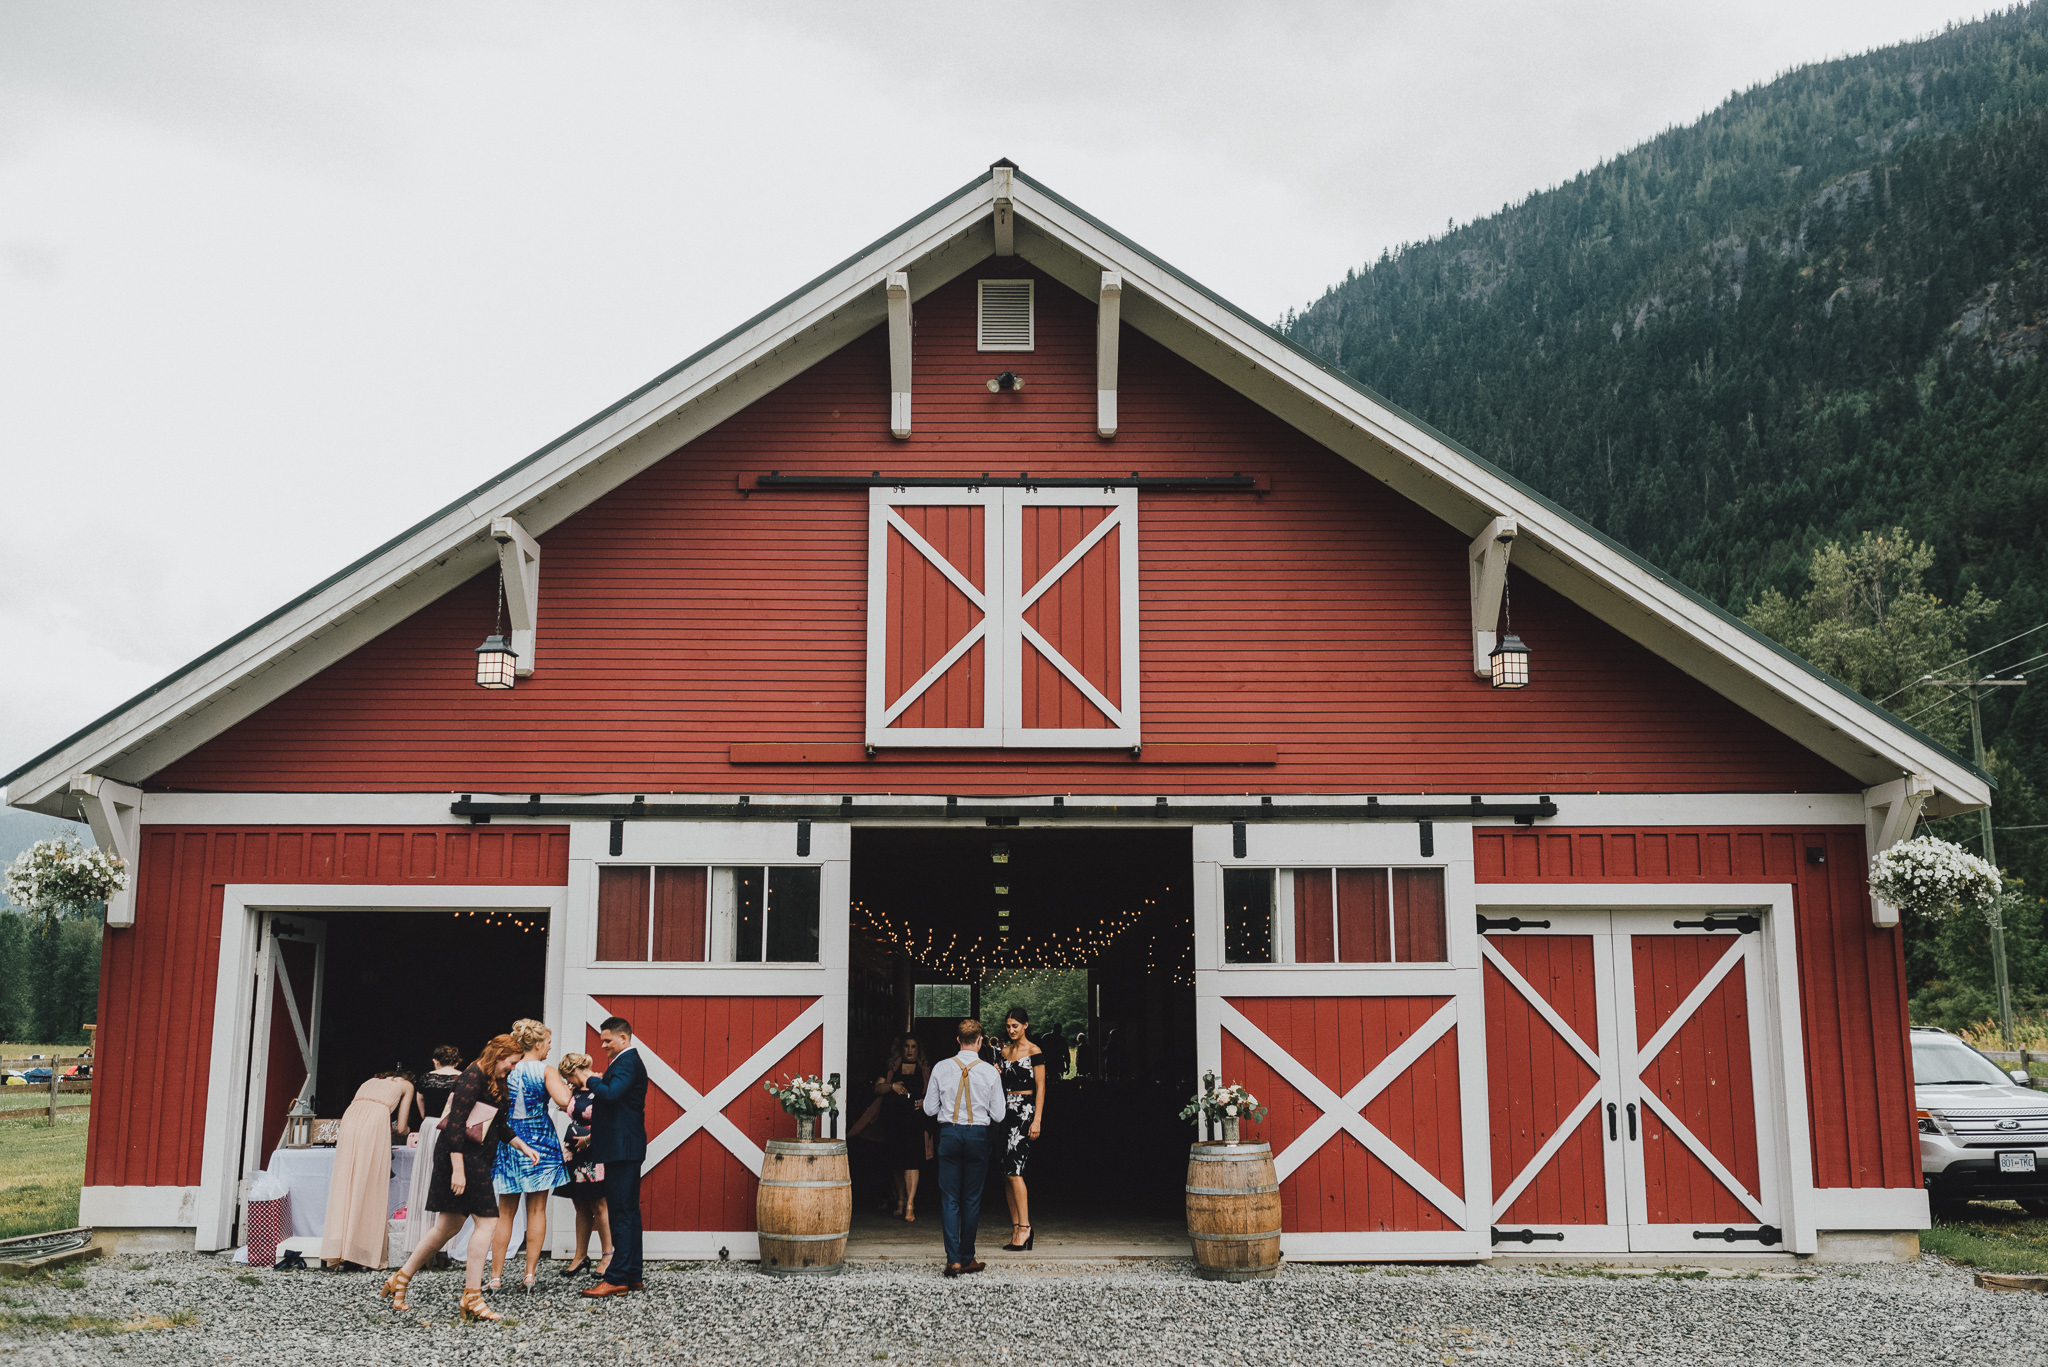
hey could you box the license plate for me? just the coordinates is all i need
[1998,1151,2037,1173]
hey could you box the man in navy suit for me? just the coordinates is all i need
[582,1015,648,1297]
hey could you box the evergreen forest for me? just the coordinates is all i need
[1284,5,2048,1029]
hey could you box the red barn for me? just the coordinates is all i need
[6,162,1985,1263]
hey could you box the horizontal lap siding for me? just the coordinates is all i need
[89,826,569,1189]
[1472,825,1917,1192]
[156,264,1852,797]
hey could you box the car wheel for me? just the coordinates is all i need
[2017,1199,2048,1218]
[1931,1198,1972,1222]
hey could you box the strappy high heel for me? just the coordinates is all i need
[378,1269,412,1312]
[521,1271,537,1294]
[1002,1224,1033,1252]
[459,1288,502,1322]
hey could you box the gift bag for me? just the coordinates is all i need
[245,1170,291,1269]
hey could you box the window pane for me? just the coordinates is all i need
[914,983,972,1017]
[1392,868,1448,962]
[595,866,649,961]
[652,866,708,962]
[1336,868,1393,963]
[732,867,765,962]
[1224,868,1274,963]
[1292,869,1335,963]
[765,866,822,962]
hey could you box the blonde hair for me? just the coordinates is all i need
[510,1018,550,1052]
[558,1052,592,1083]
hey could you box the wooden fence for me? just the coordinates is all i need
[1978,1048,2048,1089]
[0,1057,90,1124]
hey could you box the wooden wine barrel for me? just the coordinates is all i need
[1185,1142,1282,1281]
[756,1139,852,1276]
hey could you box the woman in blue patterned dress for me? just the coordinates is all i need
[488,1018,572,1291]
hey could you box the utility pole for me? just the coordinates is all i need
[1924,672,2027,1046]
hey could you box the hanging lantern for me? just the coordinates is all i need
[1489,633,1531,689]
[283,1096,316,1149]
[475,633,518,689]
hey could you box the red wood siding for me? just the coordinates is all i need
[155,262,1854,797]
[1223,996,1463,1233]
[590,994,821,1233]
[1631,936,1761,1223]
[1473,825,1919,1192]
[89,826,569,1190]
[1485,936,1608,1226]
[1019,503,1119,729]
[885,503,986,730]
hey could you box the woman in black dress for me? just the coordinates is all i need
[413,1043,464,1123]
[997,1006,1046,1252]
[380,1034,536,1322]
[872,1034,931,1221]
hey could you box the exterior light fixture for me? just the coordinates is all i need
[986,371,1025,393]
[1489,633,1531,689]
[475,572,518,689]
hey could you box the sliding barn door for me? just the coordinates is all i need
[1482,911,1783,1252]
[1194,825,1491,1260]
[566,822,848,1259]
[243,913,327,1177]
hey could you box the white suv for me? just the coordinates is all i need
[1913,1026,2048,1215]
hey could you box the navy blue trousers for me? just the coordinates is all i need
[935,1124,991,1266]
[601,1159,642,1285]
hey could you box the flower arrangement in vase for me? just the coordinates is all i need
[763,1073,839,1142]
[1179,1079,1268,1144]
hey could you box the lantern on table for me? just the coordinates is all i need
[283,1097,316,1149]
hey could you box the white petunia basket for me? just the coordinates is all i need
[1869,835,2000,922]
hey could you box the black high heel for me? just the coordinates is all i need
[1002,1224,1033,1252]
[562,1259,589,1278]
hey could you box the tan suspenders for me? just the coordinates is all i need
[950,1058,975,1123]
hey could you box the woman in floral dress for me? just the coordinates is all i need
[487,1018,572,1291]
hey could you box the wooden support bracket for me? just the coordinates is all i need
[992,163,1015,256]
[67,774,140,929]
[1864,773,1935,927]
[887,271,912,439]
[1097,272,1122,438]
[491,516,541,676]
[1468,516,1519,676]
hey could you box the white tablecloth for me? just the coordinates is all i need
[265,1145,414,1239]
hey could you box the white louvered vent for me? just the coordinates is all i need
[977,279,1034,351]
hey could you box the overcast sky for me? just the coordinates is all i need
[0,1,2001,786]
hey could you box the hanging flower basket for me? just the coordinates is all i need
[1869,835,2001,922]
[3,837,125,930]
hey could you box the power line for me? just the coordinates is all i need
[1876,621,2048,703]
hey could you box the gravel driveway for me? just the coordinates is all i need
[3,1253,2045,1366]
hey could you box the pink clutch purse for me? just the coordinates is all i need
[465,1103,498,1143]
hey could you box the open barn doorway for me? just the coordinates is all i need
[846,827,1195,1256]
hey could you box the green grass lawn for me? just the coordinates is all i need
[1922,1200,2048,1275]
[0,1108,87,1241]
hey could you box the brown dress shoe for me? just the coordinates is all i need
[943,1263,962,1278]
[582,1281,632,1298]
[960,1260,986,1274]
[628,1282,645,1291]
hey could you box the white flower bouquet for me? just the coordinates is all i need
[1178,1082,1269,1128]
[763,1073,839,1119]
[1869,834,2001,921]
[4,836,126,928]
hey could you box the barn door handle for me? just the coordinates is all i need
[1607,1103,1617,1140]
[1672,914,1761,935]
[1626,1103,1637,1141]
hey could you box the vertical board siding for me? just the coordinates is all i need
[1631,937,1762,1223]
[156,263,1856,797]
[1019,506,1118,729]
[1485,937,1608,1226]
[886,505,985,729]
[590,994,821,1233]
[1473,825,1917,1192]
[88,826,570,1189]
[596,867,652,962]
[1223,996,1462,1232]
[652,867,709,962]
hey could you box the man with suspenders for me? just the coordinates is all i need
[921,1017,1008,1277]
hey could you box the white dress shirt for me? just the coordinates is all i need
[922,1049,1007,1127]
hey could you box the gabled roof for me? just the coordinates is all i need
[3,164,1991,817]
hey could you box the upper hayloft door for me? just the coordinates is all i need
[865,487,1137,748]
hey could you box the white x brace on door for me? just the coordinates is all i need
[241,913,326,1186]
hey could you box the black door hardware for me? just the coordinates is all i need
[1607,1103,1618,1140]
[1627,1103,1637,1140]
[1672,914,1761,935]
[1693,1226,1782,1246]
[1477,916,1553,933]
[1491,1228,1567,1245]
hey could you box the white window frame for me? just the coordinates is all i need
[590,863,824,966]
[866,487,1139,748]
[1225,865,1454,966]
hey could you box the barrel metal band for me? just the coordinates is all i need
[757,1230,852,1242]
[759,1179,853,1188]
[1186,1228,1283,1242]
[1185,1184,1280,1196]
[1188,1147,1271,1161]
